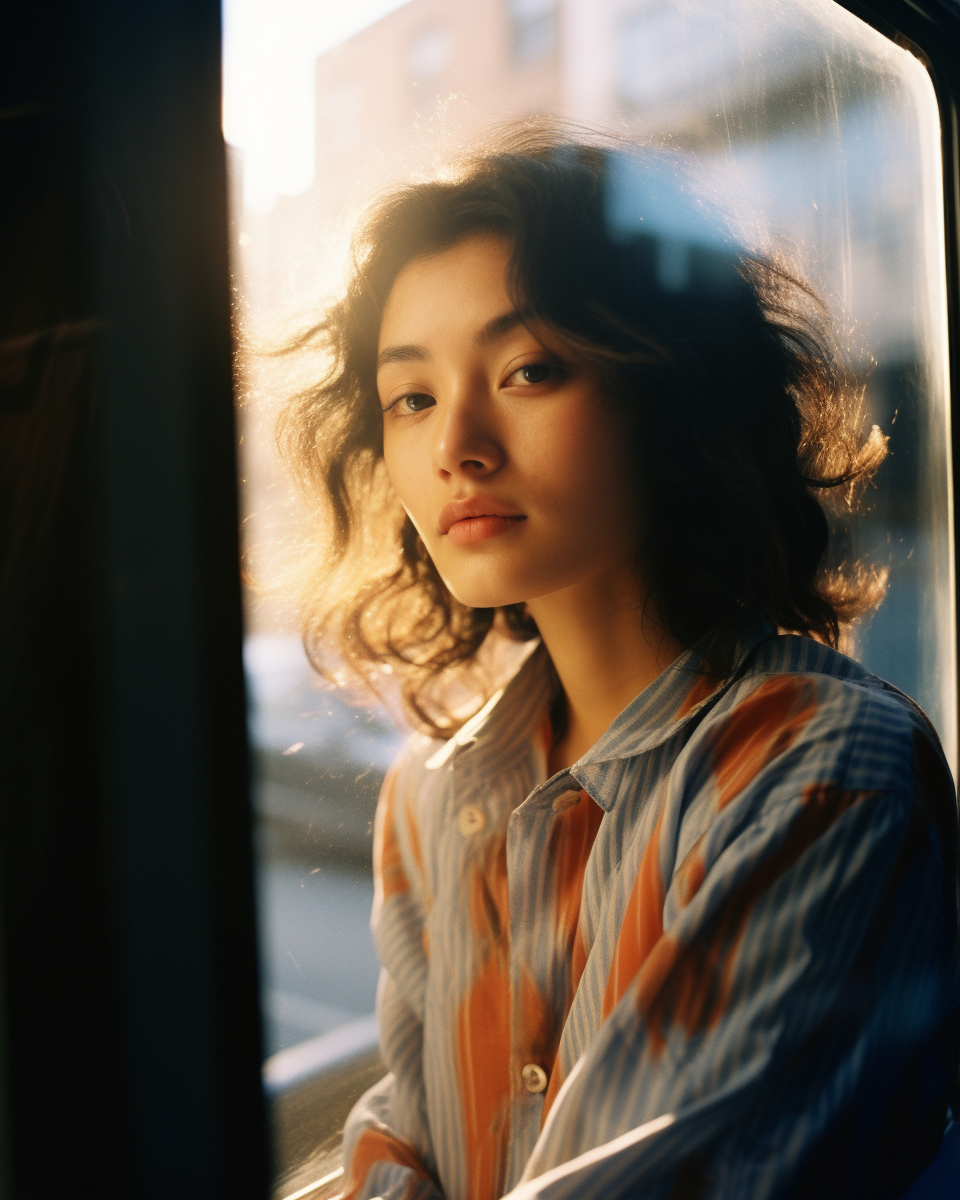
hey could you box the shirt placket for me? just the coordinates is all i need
[503,774,574,1190]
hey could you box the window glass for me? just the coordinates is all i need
[510,0,559,63]
[224,0,955,1191]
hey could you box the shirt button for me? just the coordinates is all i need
[552,788,582,813]
[521,1063,548,1094]
[457,805,486,836]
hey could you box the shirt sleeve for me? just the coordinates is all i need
[341,756,446,1200]
[505,728,960,1199]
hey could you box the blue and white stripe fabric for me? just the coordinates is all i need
[340,621,960,1199]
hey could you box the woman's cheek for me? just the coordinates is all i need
[524,408,609,504]
[383,440,420,518]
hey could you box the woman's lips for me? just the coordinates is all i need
[446,514,526,545]
[438,496,526,545]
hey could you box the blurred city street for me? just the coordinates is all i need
[245,634,403,1057]
[257,859,380,1056]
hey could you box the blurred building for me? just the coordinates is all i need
[238,0,563,322]
[234,0,953,780]
[238,0,921,360]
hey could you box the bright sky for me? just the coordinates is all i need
[222,0,409,212]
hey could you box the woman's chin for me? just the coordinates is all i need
[440,574,532,612]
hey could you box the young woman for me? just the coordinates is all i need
[279,127,960,1200]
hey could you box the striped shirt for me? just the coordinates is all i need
[341,621,960,1200]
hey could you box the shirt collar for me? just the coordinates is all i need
[424,639,556,772]
[427,616,774,806]
[575,614,774,768]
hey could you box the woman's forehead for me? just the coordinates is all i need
[378,234,514,353]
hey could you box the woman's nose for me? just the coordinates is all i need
[433,393,504,480]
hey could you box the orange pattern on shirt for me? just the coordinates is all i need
[456,834,512,1200]
[375,765,410,903]
[541,790,604,1120]
[601,679,819,1034]
[709,675,818,809]
[341,1127,434,1200]
[551,791,605,966]
[674,833,708,908]
[636,784,875,1053]
[602,805,667,1020]
[674,669,722,721]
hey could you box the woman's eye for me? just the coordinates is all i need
[389,392,435,415]
[507,362,558,387]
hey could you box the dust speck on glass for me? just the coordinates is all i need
[224,0,954,1192]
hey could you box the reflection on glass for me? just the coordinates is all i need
[225,0,954,1194]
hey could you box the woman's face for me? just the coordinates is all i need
[377,234,646,610]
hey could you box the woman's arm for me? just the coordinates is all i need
[508,751,960,1198]
[340,756,445,1200]
[340,979,441,1200]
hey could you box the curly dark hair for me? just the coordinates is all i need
[277,122,887,735]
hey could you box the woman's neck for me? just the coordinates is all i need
[527,563,685,776]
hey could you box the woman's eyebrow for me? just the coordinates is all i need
[377,311,530,370]
[377,343,429,370]
[475,310,526,345]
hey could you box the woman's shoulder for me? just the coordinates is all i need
[382,730,449,801]
[690,633,953,803]
[375,730,455,846]
[372,732,452,916]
